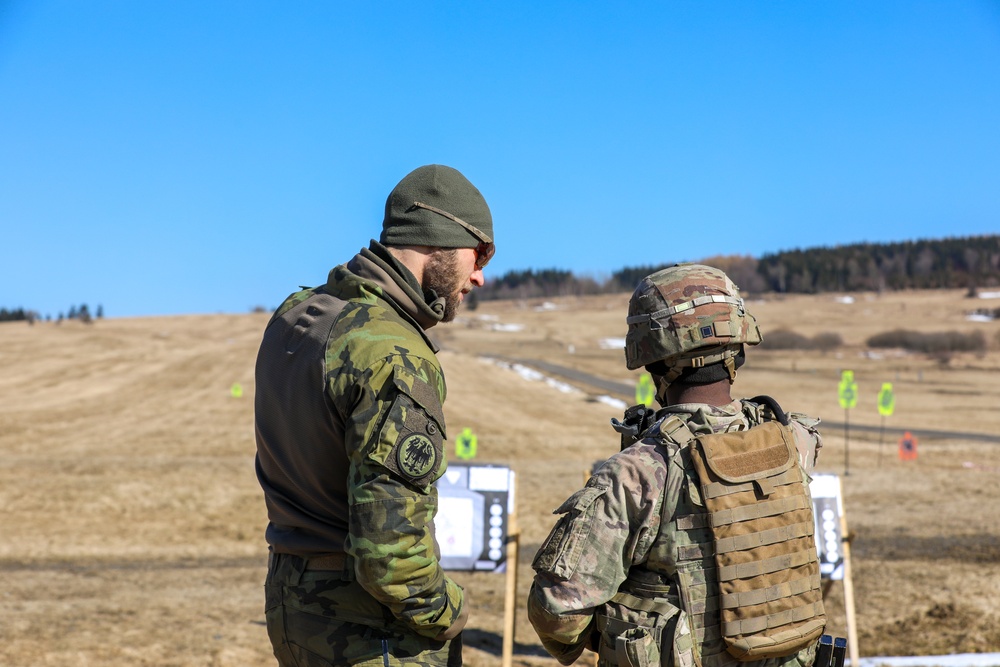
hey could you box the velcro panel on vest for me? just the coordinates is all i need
[697,422,795,483]
[689,421,825,661]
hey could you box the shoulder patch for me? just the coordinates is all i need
[373,387,446,487]
[396,433,438,479]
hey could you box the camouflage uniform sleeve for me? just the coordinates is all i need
[336,352,464,640]
[527,444,667,664]
[789,412,823,470]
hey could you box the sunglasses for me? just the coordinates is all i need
[411,201,495,269]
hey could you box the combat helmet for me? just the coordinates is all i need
[625,263,762,385]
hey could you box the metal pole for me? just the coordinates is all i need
[877,415,885,467]
[843,409,850,476]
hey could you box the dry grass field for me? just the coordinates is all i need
[2,288,1000,666]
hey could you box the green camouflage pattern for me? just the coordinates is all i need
[259,256,465,663]
[625,263,762,370]
[527,399,822,667]
[266,553,461,666]
[323,265,461,635]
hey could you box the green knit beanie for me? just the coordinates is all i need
[380,164,493,249]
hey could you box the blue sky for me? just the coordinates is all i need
[2,1,998,318]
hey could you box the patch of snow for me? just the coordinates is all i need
[490,322,525,332]
[534,302,560,311]
[977,291,1000,299]
[510,363,543,382]
[967,313,994,322]
[857,653,1000,667]
[545,378,578,394]
[962,461,1000,473]
[480,357,582,395]
[596,395,628,409]
[834,296,855,304]
[599,337,627,350]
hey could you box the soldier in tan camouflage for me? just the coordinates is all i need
[528,264,825,667]
[255,165,496,666]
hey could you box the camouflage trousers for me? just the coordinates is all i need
[265,552,462,666]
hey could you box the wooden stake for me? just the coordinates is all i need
[502,512,520,667]
[840,509,859,667]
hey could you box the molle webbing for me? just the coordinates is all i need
[715,519,816,554]
[711,494,811,529]
[595,589,683,667]
[689,420,825,661]
[718,547,817,581]
[611,590,679,617]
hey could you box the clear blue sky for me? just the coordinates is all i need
[2,1,999,318]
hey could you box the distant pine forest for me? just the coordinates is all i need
[0,304,102,323]
[5,235,999,321]
[473,234,1000,302]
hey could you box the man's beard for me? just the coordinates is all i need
[423,249,466,323]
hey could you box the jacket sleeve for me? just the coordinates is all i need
[337,353,465,639]
[527,445,667,662]
[789,412,823,470]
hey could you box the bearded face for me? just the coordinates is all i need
[423,249,469,323]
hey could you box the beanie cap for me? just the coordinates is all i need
[380,164,493,249]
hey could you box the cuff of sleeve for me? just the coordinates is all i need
[423,576,466,640]
[540,635,588,665]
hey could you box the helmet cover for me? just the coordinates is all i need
[624,263,762,372]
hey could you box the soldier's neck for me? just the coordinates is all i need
[666,380,733,408]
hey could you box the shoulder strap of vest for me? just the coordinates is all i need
[657,414,697,448]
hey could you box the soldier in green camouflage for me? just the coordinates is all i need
[528,264,824,667]
[255,165,496,666]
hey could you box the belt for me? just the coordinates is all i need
[304,552,347,572]
[268,551,349,573]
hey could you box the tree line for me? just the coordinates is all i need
[0,304,104,323]
[6,236,998,317]
[473,234,1000,302]
[756,235,1000,293]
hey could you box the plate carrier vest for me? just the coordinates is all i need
[597,397,825,667]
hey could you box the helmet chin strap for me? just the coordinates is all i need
[724,354,738,383]
[654,374,671,407]
[653,344,741,403]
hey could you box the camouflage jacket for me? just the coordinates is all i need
[527,399,822,665]
[254,241,464,639]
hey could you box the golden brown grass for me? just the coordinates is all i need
[2,288,999,665]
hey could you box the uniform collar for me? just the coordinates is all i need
[332,242,444,350]
[661,400,745,435]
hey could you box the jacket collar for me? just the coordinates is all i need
[333,241,444,349]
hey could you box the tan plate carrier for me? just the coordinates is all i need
[687,420,826,661]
